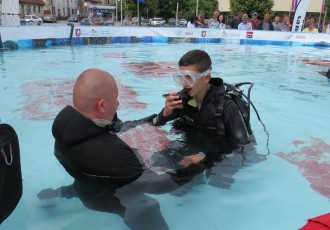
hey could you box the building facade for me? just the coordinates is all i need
[19,0,45,18]
[43,0,79,18]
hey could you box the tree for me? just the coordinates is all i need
[158,0,218,20]
[229,0,274,17]
[116,0,218,20]
[122,0,159,19]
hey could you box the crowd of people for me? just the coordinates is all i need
[190,10,330,33]
[79,7,330,33]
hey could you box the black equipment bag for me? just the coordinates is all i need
[0,123,22,224]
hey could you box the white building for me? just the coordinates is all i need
[43,0,79,18]
[42,0,104,18]
[19,0,45,18]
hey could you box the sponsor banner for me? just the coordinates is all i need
[292,0,311,32]
[291,0,299,11]
[1,26,330,48]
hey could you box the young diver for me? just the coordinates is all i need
[152,50,252,149]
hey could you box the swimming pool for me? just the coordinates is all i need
[1,42,330,230]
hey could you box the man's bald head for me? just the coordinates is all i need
[73,68,119,120]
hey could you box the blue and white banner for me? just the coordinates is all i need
[292,0,311,32]
[1,25,330,49]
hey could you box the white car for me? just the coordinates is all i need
[20,15,43,25]
[150,17,165,26]
[179,19,187,26]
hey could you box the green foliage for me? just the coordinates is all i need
[121,0,159,19]
[121,0,218,20]
[229,0,274,17]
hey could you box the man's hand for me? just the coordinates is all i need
[179,154,205,167]
[163,92,183,117]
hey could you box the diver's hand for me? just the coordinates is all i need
[179,153,205,167]
[163,92,183,117]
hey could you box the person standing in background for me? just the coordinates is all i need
[238,14,252,30]
[88,7,104,26]
[123,13,137,26]
[303,19,319,33]
[249,12,260,30]
[230,11,243,29]
[208,10,220,28]
[273,16,283,31]
[258,12,274,31]
[281,15,292,31]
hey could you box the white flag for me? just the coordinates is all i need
[291,0,311,32]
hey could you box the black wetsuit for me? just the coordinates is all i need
[152,78,250,145]
[52,106,143,185]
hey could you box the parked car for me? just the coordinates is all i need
[179,18,187,26]
[68,14,79,22]
[20,15,42,25]
[168,18,178,26]
[43,15,56,23]
[150,17,165,26]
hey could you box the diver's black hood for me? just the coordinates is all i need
[52,106,106,145]
[206,77,226,99]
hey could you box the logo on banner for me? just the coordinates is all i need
[246,31,253,39]
[175,31,183,36]
[75,29,81,37]
[201,31,206,37]
[295,35,306,39]
[294,15,302,32]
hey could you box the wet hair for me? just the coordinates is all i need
[179,50,212,72]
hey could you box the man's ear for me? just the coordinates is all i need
[96,98,106,114]
[204,73,211,83]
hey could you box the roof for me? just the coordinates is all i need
[19,0,46,5]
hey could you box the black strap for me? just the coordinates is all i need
[213,95,226,135]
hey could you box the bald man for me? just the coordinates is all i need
[52,68,143,185]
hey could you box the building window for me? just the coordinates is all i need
[38,6,41,13]
[33,5,36,13]
[63,8,65,16]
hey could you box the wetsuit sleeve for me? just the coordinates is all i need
[223,100,250,144]
[151,108,179,126]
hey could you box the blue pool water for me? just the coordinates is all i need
[1,43,330,230]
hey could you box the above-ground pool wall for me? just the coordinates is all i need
[0,25,73,49]
[1,25,330,50]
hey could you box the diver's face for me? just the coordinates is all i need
[177,65,210,97]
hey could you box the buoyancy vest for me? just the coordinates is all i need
[178,79,252,144]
